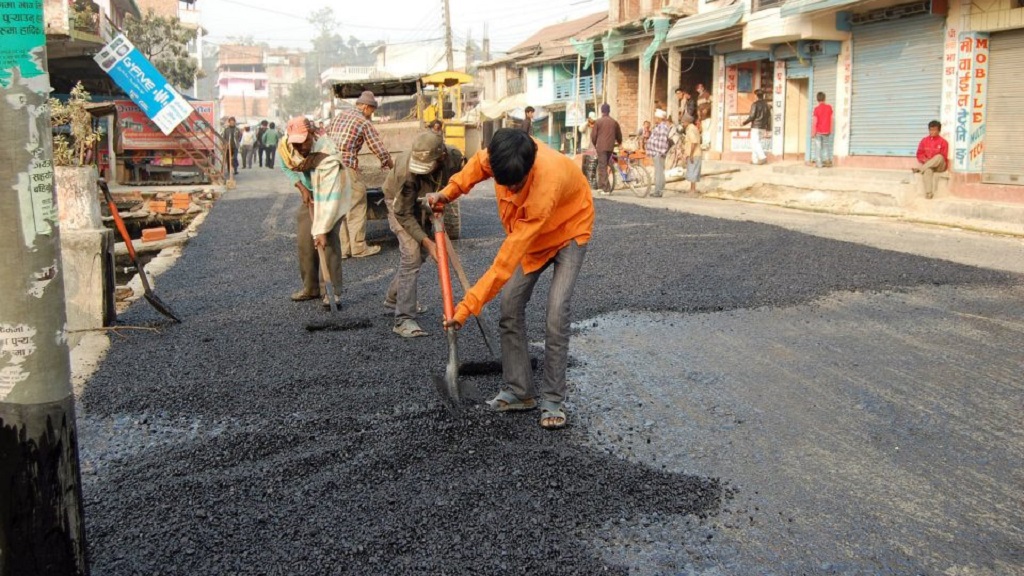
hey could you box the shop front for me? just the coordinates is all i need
[717,49,774,162]
[848,10,945,159]
[113,99,217,185]
[771,41,840,162]
[982,28,1024,186]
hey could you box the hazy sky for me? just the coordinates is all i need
[200,0,606,54]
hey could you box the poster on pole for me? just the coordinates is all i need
[1,0,58,248]
[94,34,192,135]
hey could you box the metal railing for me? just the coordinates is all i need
[553,74,603,102]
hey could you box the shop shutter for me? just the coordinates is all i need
[787,62,811,79]
[849,15,944,156]
[983,29,1024,184]
[811,57,837,103]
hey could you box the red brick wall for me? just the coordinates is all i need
[616,61,639,135]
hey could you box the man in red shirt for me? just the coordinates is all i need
[914,120,948,199]
[811,92,833,168]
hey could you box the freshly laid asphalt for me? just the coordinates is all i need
[78,167,1023,575]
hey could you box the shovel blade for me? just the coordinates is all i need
[433,328,462,410]
[144,292,181,323]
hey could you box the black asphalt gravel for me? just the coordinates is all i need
[78,170,1017,575]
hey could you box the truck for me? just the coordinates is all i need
[333,72,481,239]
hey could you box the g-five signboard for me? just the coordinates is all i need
[94,34,192,135]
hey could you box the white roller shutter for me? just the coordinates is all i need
[849,15,944,156]
[983,29,1024,185]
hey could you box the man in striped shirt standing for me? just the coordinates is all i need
[325,90,394,258]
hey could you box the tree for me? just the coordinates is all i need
[123,9,203,90]
[305,8,380,79]
[280,81,323,118]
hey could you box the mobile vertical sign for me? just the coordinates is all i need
[94,34,192,135]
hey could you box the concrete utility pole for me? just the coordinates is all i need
[482,23,490,63]
[0,2,89,574]
[442,0,454,70]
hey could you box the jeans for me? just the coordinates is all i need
[812,133,833,167]
[652,154,666,195]
[264,145,276,169]
[499,240,587,404]
[596,150,614,193]
[750,128,767,163]
[385,210,429,322]
[224,148,238,176]
[340,168,370,255]
[296,204,343,294]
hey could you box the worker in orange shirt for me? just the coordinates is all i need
[427,128,594,430]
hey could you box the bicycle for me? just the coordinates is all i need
[606,148,651,197]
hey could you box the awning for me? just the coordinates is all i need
[780,0,859,17]
[665,2,745,45]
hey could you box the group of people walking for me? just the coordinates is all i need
[277,91,594,430]
[221,118,283,175]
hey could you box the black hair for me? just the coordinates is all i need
[429,119,443,129]
[816,92,826,102]
[269,122,276,129]
[487,128,537,187]
[928,120,941,130]
[525,106,535,113]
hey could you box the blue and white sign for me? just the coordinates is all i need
[94,34,192,135]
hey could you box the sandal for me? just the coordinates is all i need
[486,390,537,412]
[392,319,429,338]
[539,400,567,430]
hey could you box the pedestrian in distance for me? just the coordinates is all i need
[645,109,673,198]
[262,122,280,169]
[680,114,702,195]
[382,131,464,338]
[578,111,596,153]
[522,106,535,136]
[742,88,771,165]
[326,90,395,258]
[278,117,351,309]
[695,83,712,112]
[810,91,834,168]
[255,120,269,167]
[591,102,622,195]
[638,119,652,153]
[239,126,256,169]
[221,116,241,177]
[913,120,949,200]
[426,129,595,430]
[675,87,695,121]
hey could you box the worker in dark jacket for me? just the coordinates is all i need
[591,103,622,195]
[742,88,771,165]
[382,131,464,338]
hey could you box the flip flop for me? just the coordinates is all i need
[539,400,567,430]
[487,390,537,412]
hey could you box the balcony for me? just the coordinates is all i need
[45,0,103,42]
[553,74,603,103]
